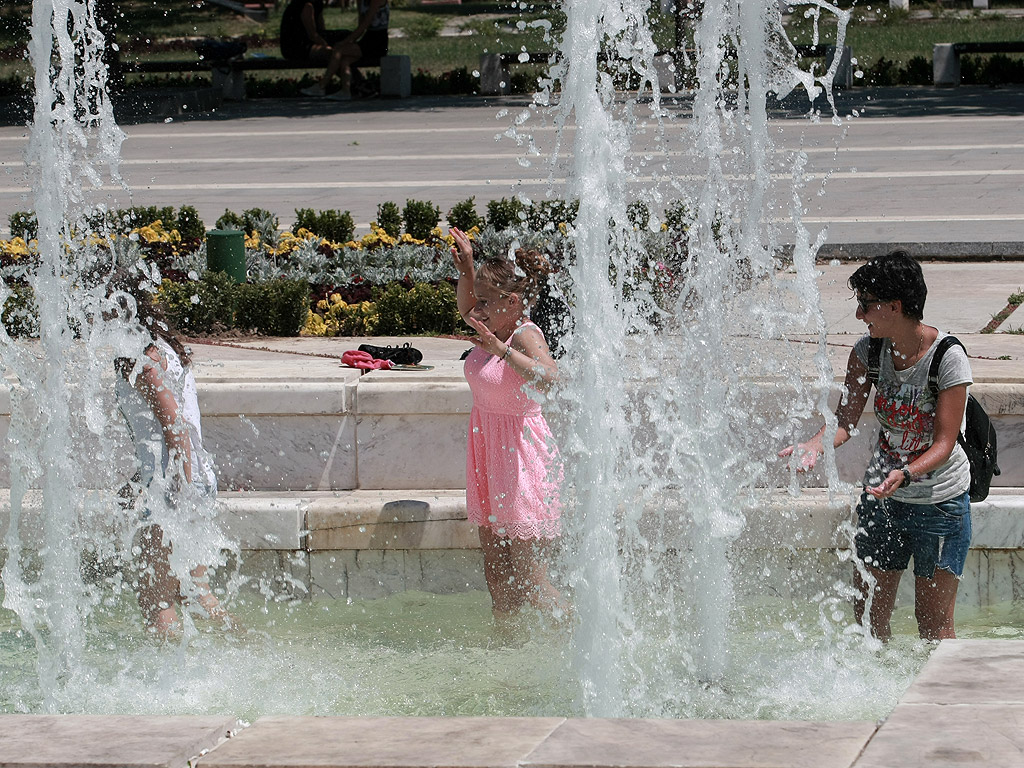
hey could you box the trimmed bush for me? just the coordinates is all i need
[486,197,526,231]
[376,201,402,239]
[2,282,39,338]
[373,281,461,335]
[158,271,236,335]
[216,209,245,231]
[114,206,177,232]
[215,208,277,234]
[9,212,37,241]
[627,201,650,230]
[176,206,205,241]
[403,199,441,241]
[293,208,355,243]
[527,199,578,232]
[235,278,310,336]
[664,200,693,234]
[447,197,483,232]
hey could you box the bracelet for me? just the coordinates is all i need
[901,467,913,486]
[500,344,512,361]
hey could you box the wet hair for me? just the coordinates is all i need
[475,248,554,310]
[108,265,190,374]
[848,249,927,321]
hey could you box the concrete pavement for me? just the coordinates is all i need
[1,86,1022,244]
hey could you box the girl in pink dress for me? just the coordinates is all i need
[450,227,568,627]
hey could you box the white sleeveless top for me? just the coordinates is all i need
[115,338,216,497]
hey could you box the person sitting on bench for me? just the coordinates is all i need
[281,0,389,101]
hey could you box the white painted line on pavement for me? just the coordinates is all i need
[4,144,1022,167]
[2,167,1021,193]
[800,214,1024,223]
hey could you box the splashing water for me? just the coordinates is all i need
[2,0,232,711]
[2,0,915,720]
[533,0,856,715]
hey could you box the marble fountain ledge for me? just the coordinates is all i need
[1,640,1022,767]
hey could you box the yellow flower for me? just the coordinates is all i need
[301,309,327,337]
[0,237,31,259]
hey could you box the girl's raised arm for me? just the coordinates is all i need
[450,227,476,320]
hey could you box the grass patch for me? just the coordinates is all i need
[981,289,1024,333]
[2,2,1024,85]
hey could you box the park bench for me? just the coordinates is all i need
[121,53,412,99]
[479,44,853,96]
[933,41,1024,86]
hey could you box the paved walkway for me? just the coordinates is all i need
[190,261,1022,380]
[2,640,1022,767]
[1,87,1023,244]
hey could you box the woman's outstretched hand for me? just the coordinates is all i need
[450,227,474,275]
[465,315,506,358]
[778,440,822,472]
[866,469,906,499]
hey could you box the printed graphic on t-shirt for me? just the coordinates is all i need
[874,379,935,476]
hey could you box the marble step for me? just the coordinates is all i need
[3,488,1023,553]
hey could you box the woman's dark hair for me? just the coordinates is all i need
[848,249,927,321]
[108,265,190,372]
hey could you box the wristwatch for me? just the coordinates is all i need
[901,467,913,487]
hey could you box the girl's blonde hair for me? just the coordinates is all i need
[475,248,553,309]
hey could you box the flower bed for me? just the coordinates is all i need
[2,197,694,339]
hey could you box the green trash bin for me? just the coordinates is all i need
[206,229,246,283]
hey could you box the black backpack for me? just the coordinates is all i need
[867,335,1000,502]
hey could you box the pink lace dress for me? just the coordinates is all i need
[464,322,562,540]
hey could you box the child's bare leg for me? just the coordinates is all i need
[509,538,571,622]
[479,527,524,618]
[135,524,181,634]
[188,564,229,621]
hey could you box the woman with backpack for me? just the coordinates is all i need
[780,250,973,642]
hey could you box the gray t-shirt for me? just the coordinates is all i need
[853,331,973,503]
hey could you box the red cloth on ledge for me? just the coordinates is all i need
[342,350,394,370]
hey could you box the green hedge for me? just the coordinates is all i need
[372,281,461,336]
[160,272,309,336]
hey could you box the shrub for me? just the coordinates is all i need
[627,201,650,230]
[411,67,477,96]
[373,281,461,335]
[234,278,310,336]
[376,201,402,238]
[2,282,39,338]
[293,208,355,243]
[158,271,236,334]
[176,205,205,241]
[403,199,441,241]
[216,209,245,231]
[9,212,37,241]
[902,56,931,87]
[447,198,483,232]
[117,206,177,231]
[527,199,578,232]
[663,200,693,234]
[486,197,526,231]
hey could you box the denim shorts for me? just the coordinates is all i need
[854,491,971,579]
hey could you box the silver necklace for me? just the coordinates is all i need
[892,330,925,362]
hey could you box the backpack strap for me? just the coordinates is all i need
[927,335,966,396]
[866,337,883,386]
